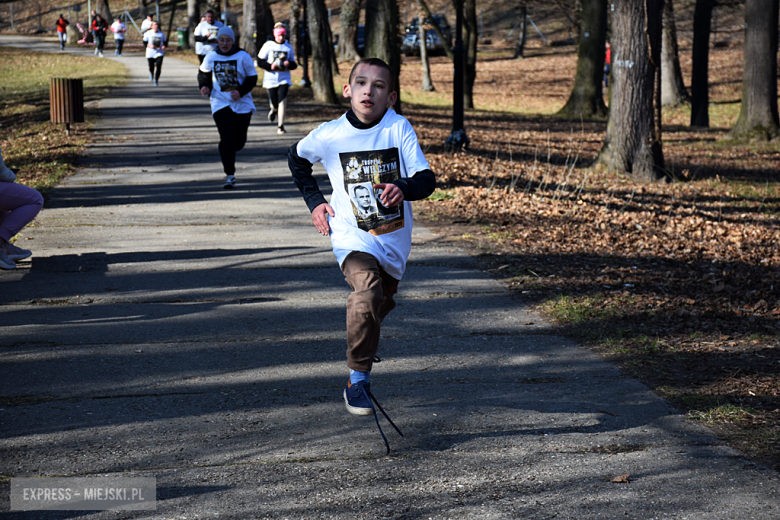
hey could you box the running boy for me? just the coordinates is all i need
[288,58,436,449]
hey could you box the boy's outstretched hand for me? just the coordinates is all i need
[374,183,404,207]
[312,203,335,236]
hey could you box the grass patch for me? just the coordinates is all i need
[688,403,757,424]
[543,294,616,324]
[0,48,128,192]
[427,189,456,201]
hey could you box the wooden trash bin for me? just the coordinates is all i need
[50,78,84,135]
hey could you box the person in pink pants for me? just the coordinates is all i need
[0,148,43,270]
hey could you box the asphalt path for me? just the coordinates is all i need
[1,35,779,519]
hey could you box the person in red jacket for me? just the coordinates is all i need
[91,14,108,58]
[56,14,69,51]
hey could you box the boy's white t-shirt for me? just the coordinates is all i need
[111,21,126,40]
[257,40,295,88]
[194,20,223,55]
[199,49,258,115]
[295,109,430,280]
[143,30,166,59]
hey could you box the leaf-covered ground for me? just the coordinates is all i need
[412,47,780,471]
[289,43,780,470]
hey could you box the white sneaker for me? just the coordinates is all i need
[223,175,236,189]
[277,126,286,135]
[5,242,32,261]
[0,248,16,270]
[99,52,104,58]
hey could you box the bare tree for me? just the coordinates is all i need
[420,14,435,91]
[513,5,528,59]
[96,0,112,24]
[337,0,361,61]
[661,0,690,106]
[690,0,714,126]
[187,0,199,49]
[729,0,780,140]
[463,0,477,109]
[365,0,401,112]
[596,0,666,182]
[557,0,608,118]
[326,9,339,77]
[415,0,453,60]
[243,0,273,58]
[290,0,303,60]
[306,0,339,104]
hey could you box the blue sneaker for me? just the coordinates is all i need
[344,380,374,416]
[343,379,404,454]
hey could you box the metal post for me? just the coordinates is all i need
[299,0,311,88]
[445,0,469,150]
[10,2,13,31]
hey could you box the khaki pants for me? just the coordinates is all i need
[341,251,399,372]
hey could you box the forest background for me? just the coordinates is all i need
[1,0,779,472]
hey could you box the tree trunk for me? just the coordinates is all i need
[242,0,270,58]
[415,0,454,60]
[365,0,402,112]
[690,0,714,127]
[327,10,339,77]
[557,0,608,118]
[307,0,340,104]
[463,0,477,109]
[98,0,112,24]
[264,4,275,42]
[513,6,527,59]
[596,0,665,182]
[290,0,302,60]
[729,0,780,140]
[661,0,689,106]
[242,0,256,58]
[337,0,361,61]
[187,0,199,49]
[166,0,178,43]
[420,15,435,91]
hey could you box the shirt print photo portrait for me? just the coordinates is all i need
[214,61,239,91]
[340,148,403,236]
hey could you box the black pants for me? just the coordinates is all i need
[213,107,252,175]
[267,84,289,109]
[147,57,163,81]
[95,33,106,52]
[115,39,124,54]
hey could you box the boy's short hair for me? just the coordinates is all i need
[348,58,396,92]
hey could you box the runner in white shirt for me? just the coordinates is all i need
[140,15,153,33]
[143,21,166,86]
[194,10,223,64]
[198,26,258,189]
[257,23,297,134]
[288,59,436,453]
[110,17,126,56]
